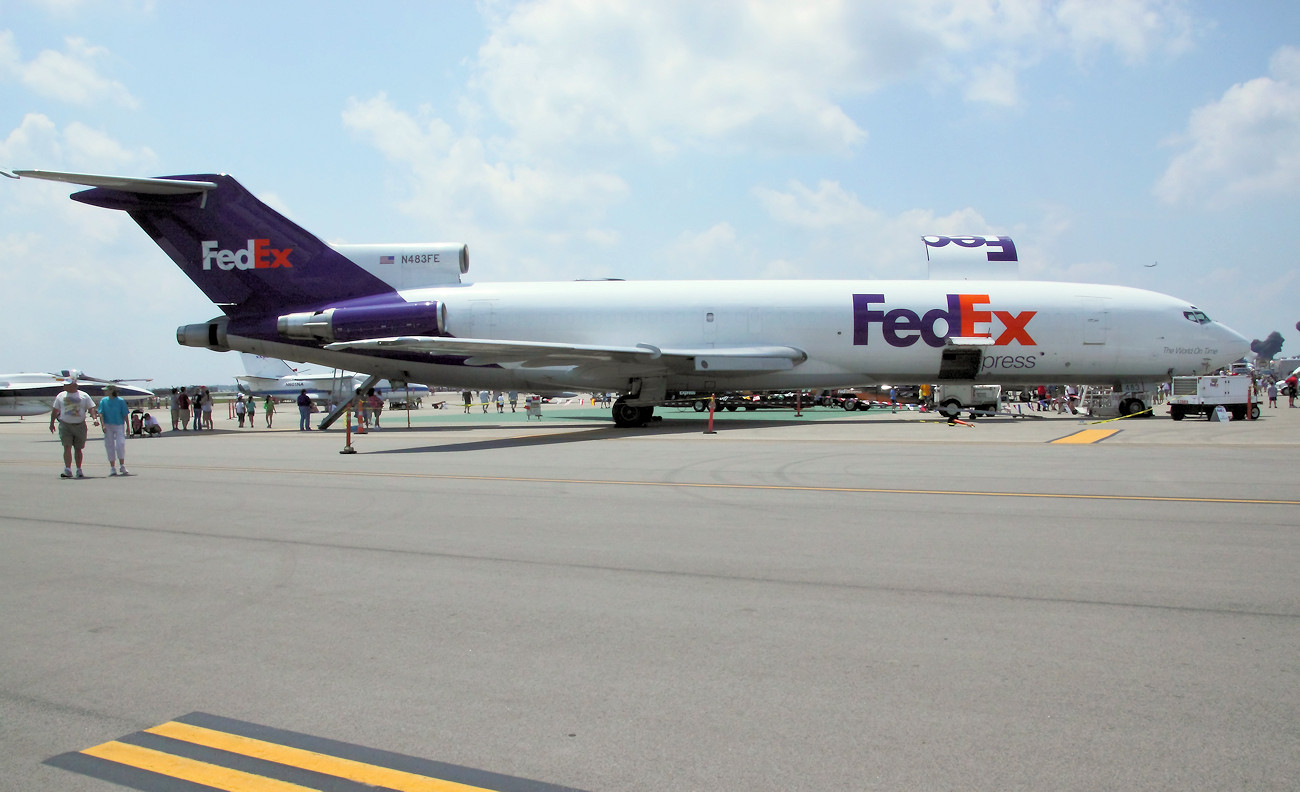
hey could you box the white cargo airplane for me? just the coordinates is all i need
[0,369,153,417]
[11,170,1247,426]
[236,353,431,406]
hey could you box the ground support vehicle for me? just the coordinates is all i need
[1169,375,1259,421]
[1077,385,1159,418]
[933,384,1002,419]
[387,397,424,410]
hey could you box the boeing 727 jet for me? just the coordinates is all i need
[12,170,1247,426]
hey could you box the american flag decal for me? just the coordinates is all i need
[379,255,395,265]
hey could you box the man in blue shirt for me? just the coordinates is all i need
[98,385,131,476]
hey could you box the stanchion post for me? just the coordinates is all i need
[340,404,357,454]
[704,394,717,435]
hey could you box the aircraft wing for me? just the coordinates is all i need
[325,337,807,373]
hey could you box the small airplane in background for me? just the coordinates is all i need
[0,369,154,417]
[235,354,432,407]
[9,169,1248,427]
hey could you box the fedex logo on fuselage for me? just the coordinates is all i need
[201,240,293,271]
[852,293,1037,347]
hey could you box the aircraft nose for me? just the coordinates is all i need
[1212,321,1249,357]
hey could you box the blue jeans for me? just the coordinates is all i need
[299,405,311,430]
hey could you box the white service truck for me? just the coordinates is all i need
[1169,375,1259,421]
[933,384,1002,419]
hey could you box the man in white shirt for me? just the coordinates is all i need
[49,379,99,478]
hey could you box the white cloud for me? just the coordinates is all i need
[0,112,61,163]
[7,35,139,108]
[1156,46,1300,206]
[963,62,1021,107]
[1056,0,1196,63]
[474,1,871,156]
[753,180,878,230]
[0,112,155,172]
[0,29,20,76]
[666,222,750,278]
[342,92,627,231]
[751,179,999,278]
[466,0,1201,157]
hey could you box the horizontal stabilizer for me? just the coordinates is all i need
[13,170,217,195]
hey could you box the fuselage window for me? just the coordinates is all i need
[1183,310,1211,325]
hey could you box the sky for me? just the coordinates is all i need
[2,0,1299,387]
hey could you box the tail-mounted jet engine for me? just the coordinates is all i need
[278,301,445,344]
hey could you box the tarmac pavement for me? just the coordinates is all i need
[1,399,1296,790]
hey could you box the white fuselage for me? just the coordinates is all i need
[0,374,154,417]
[230,279,1246,395]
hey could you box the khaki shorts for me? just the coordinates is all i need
[57,420,88,449]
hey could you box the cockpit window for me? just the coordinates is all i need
[1183,310,1211,325]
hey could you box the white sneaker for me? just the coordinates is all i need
[119,467,130,476]
[109,468,118,477]
[75,469,85,479]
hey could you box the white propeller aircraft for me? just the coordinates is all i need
[10,169,1247,426]
[0,369,153,417]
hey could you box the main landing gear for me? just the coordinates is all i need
[612,396,654,428]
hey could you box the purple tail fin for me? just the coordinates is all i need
[70,174,394,314]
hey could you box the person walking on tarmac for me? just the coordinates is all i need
[177,387,191,430]
[297,388,313,430]
[49,379,99,478]
[98,384,131,476]
[191,387,204,430]
[201,387,214,429]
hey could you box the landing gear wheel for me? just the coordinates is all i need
[939,399,961,419]
[612,397,653,428]
[1119,398,1146,416]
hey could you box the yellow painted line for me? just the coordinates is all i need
[81,740,316,792]
[1051,429,1120,444]
[1088,407,1153,424]
[147,720,492,791]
